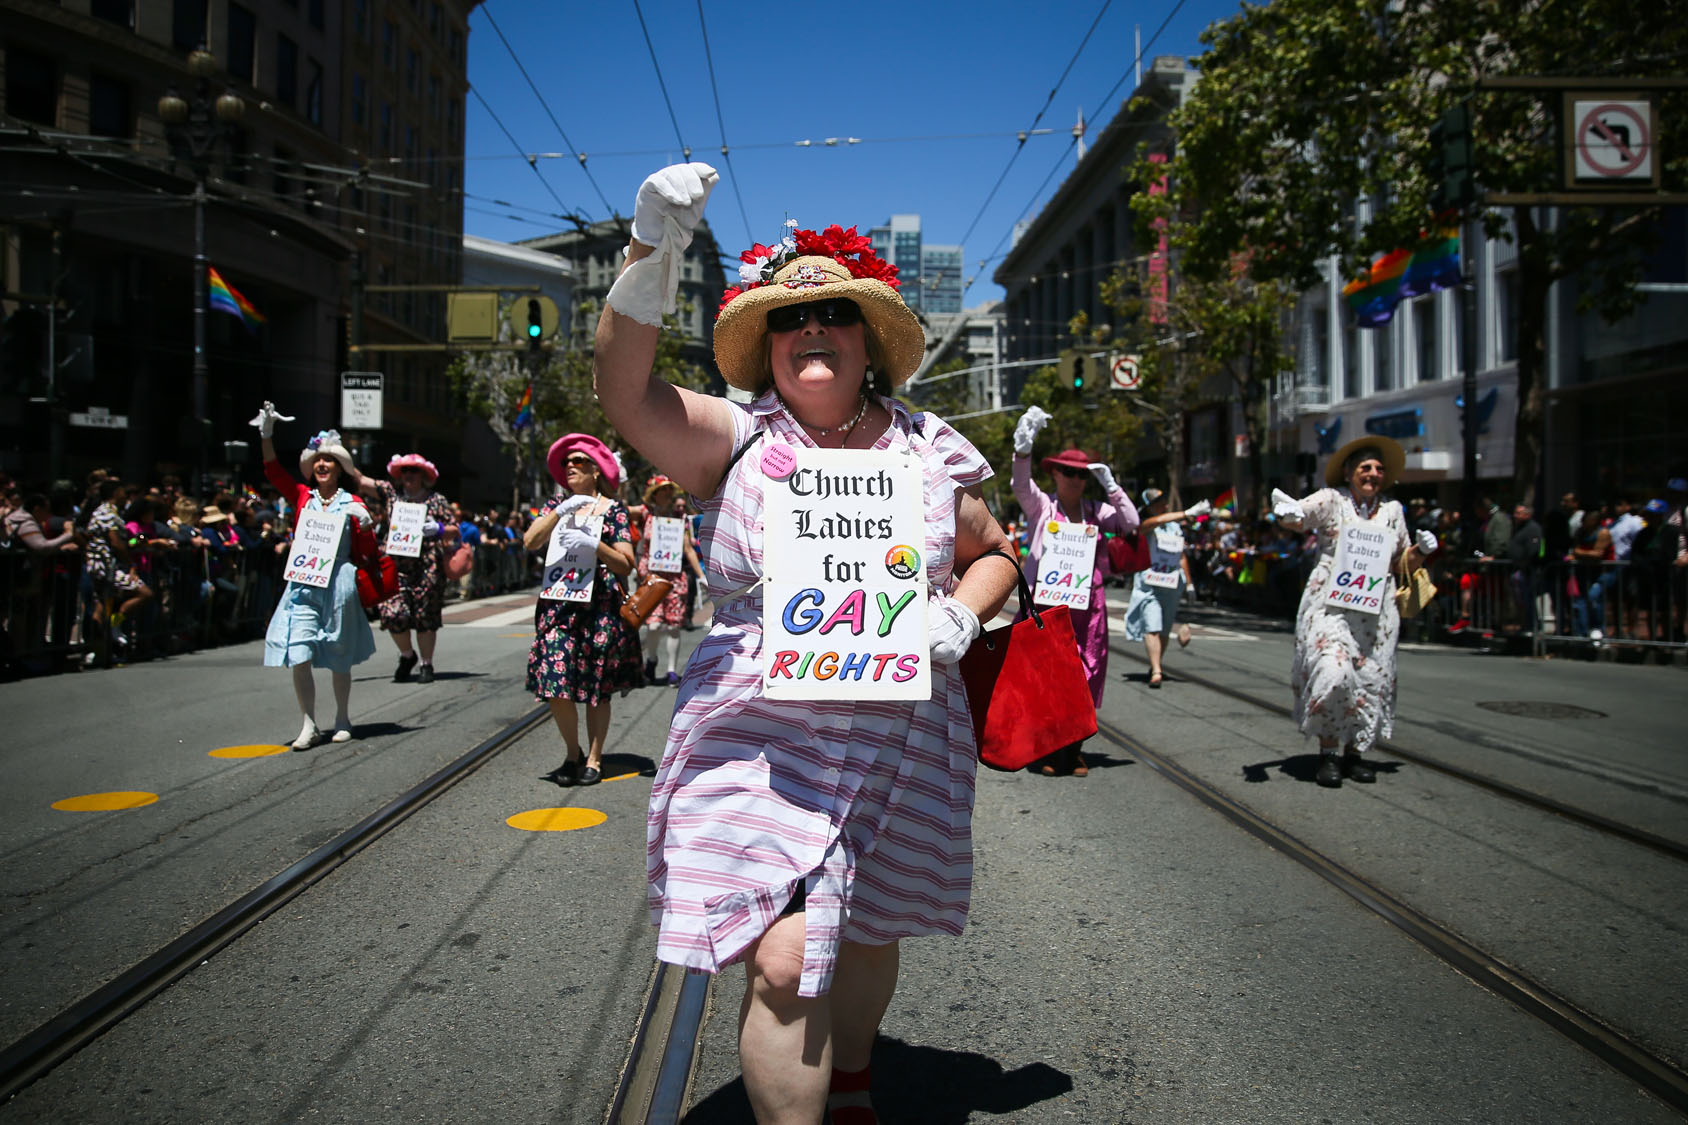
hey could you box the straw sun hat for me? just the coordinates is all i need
[1324,435,1406,488]
[713,225,926,393]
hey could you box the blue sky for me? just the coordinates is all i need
[462,0,1245,307]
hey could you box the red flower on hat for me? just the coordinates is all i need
[719,223,901,312]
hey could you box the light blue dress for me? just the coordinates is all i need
[1123,523,1187,641]
[264,487,377,672]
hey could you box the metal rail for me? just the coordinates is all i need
[608,962,712,1124]
[1094,717,1688,1116]
[0,705,549,1102]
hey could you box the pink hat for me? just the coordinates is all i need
[547,433,620,491]
[1040,448,1094,473]
[387,453,439,486]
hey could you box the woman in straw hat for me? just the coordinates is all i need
[634,474,700,686]
[251,402,378,750]
[1007,405,1146,776]
[1272,436,1437,787]
[595,163,1018,1124]
[353,453,457,684]
[522,432,642,787]
[1121,487,1211,688]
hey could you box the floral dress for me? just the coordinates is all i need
[1290,487,1410,753]
[635,512,693,628]
[525,496,643,703]
[370,480,452,633]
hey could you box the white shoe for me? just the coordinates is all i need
[291,725,322,750]
[330,727,353,743]
[1589,628,1603,640]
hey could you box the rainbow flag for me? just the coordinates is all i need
[207,267,266,332]
[1342,229,1461,329]
[511,383,534,431]
[1214,487,1236,514]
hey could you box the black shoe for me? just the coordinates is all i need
[1342,753,1376,783]
[579,765,601,786]
[644,659,658,684]
[543,757,582,786]
[394,652,418,682]
[417,663,435,684]
[1315,756,1343,788]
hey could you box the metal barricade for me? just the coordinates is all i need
[1435,557,1685,660]
[0,549,88,675]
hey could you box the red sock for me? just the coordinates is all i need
[827,1066,875,1125]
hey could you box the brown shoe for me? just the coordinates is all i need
[1071,753,1089,778]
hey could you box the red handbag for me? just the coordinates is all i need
[958,553,1098,772]
[356,554,399,609]
[1105,530,1150,575]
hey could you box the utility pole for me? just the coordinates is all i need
[1459,217,1480,550]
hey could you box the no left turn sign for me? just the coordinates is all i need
[1109,353,1141,391]
[1570,98,1655,184]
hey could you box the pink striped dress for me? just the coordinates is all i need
[647,392,992,998]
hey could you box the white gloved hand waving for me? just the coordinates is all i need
[1087,463,1119,493]
[630,163,719,251]
[1184,499,1212,519]
[1271,488,1307,522]
[555,494,596,518]
[557,526,599,554]
[1012,405,1051,455]
[928,594,982,665]
[248,401,294,438]
[1415,529,1438,554]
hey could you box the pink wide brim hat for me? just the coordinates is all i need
[387,453,439,486]
[1040,448,1094,473]
[546,433,620,490]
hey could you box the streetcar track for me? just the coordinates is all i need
[1093,716,1688,1116]
[0,705,549,1103]
[1108,639,1688,863]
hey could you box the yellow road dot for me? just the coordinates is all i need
[499,632,532,638]
[208,744,290,759]
[53,791,159,812]
[604,772,642,783]
[506,807,607,832]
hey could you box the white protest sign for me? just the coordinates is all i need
[385,500,426,558]
[1324,521,1392,615]
[539,514,603,602]
[283,510,345,589]
[1142,567,1182,590]
[1033,520,1096,608]
[646,516,686,574]
[761,445,928,700]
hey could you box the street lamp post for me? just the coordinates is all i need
[157,48,245,493]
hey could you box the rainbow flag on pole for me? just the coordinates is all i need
[1341,228,1461,329]
[207,267,267,332]
[1214,487,1236,514]
[511,383,534,431]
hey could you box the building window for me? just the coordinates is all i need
[406,48,418,95]
[275,35,299,107]
[4,48,57,126]
[308,0,325,31]
[427,74,439,119]
[1375,326,1394,393]
[382,21,397,68]
[1414,297,1437,382]
[172,0,207,50]
[88,73,133,138]
[89,0,134,29]
[1495,268,1518,364]
[305,58,322,125]
[226,5,257,84]
[273,146,296,199]
[378,101,392,151]
[447,96,458,136]
[1344,326,1361,399]
[353,0,368,39]
[449,28,462,65]
[404,125,416,173]
[429,2,442,39]
[351,73,366,126]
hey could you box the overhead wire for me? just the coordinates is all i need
[694,0,754,250]
[631,0,691,161]
[468,85,584,223]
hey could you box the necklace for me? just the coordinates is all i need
[789,393,870,438]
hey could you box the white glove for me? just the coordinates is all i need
[248,401,294,438]
[1416,529,1437,554]
[1087,463,1118,493]
[630,162,718,250]
[1184,499,1211,519]
[554,494,595,518]
[1271,488,1306,522]
[557,526,599,554]
[928,594,982,666]
[1012,405,1051,455]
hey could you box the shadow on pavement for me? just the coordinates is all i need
[347,721,418,739]
[1243,753,1403,784]
[683,1035,1073,1123]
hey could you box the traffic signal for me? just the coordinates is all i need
[1060,350,1089,391]
[1429,102,1475,212]
[525,297,543,342]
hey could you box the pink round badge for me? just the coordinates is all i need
[761,442,797,480]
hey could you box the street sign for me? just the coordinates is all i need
[1566,96,1657,186]
[1109,353,1141,391]
[341,371,384,430]
[68,406,128,429]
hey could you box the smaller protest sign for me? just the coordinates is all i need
[1034,521,1096,609]
[283,510,345,589]
[539,515,603,603]
[385,500,426,558]
[1325,521,1392,615]
[646,516,686,573]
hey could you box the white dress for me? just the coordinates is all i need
[1290,488,1410,753]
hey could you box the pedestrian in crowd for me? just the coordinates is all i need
[1450,494,1511,633]
[634,474,700,686]
[1273,436,1436,788]
[595,163,1018,1125]
[1122,488,1211,688]
[1631,499,1683,642]
[674,492,704,629]
[523,433,642,787]
[452,501,481,600]
[82,479,152,650]
[252,402,378,750]
[1569,502,1614,638]
[1506,502,1544,633]
[353,454,457,683]
[1667,478,1688,642]
[1008,404,1141,775]
[3,492,79,555]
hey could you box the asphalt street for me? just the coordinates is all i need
[2,594,1683,1122]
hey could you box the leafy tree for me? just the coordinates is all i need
[1149,0,1686,503]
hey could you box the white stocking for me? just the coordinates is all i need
[661,629,681,675]
[291,663,318,739]
[331,669,352,730]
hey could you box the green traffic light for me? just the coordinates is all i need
[527,323,542,338]
[1072,356,1086,390]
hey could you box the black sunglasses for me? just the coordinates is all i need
[766,298,864,334]
[1053,465,1088,479]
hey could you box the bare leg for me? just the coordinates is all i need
[1144,631,1164,681]
[585,701,612,770]
[546,698,583,761]
[417,629,437,663]
[739,912,831,1124]
[830,939,899,1072]
[390,628,415,656]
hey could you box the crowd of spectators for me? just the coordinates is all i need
[0,467,549,678]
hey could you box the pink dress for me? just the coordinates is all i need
[1009,455,1140,705]
[636,512,692,628]
[647,393,991,998]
